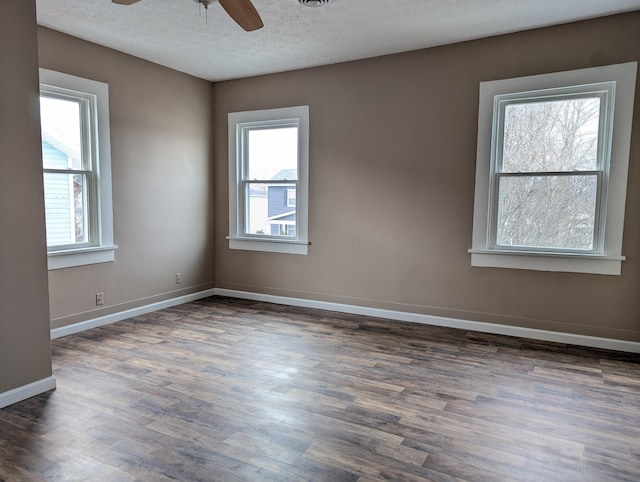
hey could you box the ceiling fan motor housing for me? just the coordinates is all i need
[296,0,330,6]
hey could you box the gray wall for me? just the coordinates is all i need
[0,0,52,393]
[213,12,640,342]
[37,28,216,329]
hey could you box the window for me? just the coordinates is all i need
[39,69,116,269]
[228,106,309,255]
[495,89,608,252]
[470,62,637,275]
[286,188,296,207]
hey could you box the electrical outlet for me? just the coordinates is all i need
[96,292,104,306]
[175,273,182,285]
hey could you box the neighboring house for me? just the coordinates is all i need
[41,130,82,247]
[266,169,296,236]
[247,185,268,234]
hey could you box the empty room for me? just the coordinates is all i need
[1,0,640,480]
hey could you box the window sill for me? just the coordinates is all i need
[469,249,624,275]
[47,245,118,270]
[227,237,309,255]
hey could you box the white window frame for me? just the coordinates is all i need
[470,62,637,275]
[40,68,117,270]
[490,85,611,254]
[41,88,96,249]
[228,106,309,255]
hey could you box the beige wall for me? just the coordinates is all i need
[37,28,215,329]
[214,12,640,342]
[3,10,638,401]
[0,0,52,393]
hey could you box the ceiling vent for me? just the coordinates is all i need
[296,0,330,7]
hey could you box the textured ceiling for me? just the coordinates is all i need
[36,0,640,82]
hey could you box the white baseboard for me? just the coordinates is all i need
[50,288,216,339]
[0,376,57,409]
[48,285,640,353]
[214,288,640,354]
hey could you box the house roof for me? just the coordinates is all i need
[266,211,296,222]
[41,129,81,164]
[249,185,267,196]
[271,169,297,181]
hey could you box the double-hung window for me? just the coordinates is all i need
[493,87,609,252]
[228,106,309,255]
[470,62,637,275]
[39,69,116,269]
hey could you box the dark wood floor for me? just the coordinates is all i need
[1,296,639,481]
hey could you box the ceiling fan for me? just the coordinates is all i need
[112,0,264,32]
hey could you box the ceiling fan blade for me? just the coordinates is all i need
[218,0,264,32]
[112,0,141,5]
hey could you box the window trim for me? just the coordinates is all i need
[40,68,117,270]
[228,106,309,255]
[470,62,637,275]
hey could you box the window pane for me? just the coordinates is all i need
[40,96,83,170]
[43,172,88,247]
[502,98,600,173]
[245,183,269,235]
[245,182,297,237]
[247,127,298,181]
[496,175,597,250]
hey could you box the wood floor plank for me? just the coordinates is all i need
[1,296,639,481]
